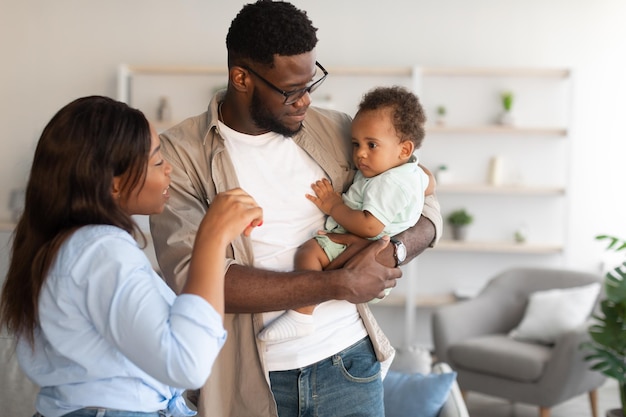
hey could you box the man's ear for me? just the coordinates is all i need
[400,140,415,159]
[230,66,251,93]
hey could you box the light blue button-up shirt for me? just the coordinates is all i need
[17,225,226,417]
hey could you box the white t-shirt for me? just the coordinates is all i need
[220,121,367,371]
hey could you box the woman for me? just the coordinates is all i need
[0,96,262,417]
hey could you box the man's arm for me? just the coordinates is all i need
[224,237,400,313]
[326,193,442,269]
[150,131,402,314]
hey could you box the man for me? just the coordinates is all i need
[150,1,442,416]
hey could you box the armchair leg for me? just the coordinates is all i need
[461,390,468,403]
[589,389,598,417]
[539,407,550,417]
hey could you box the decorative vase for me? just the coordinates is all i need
[436,166,453,184]
[606,409,624,417]
[499,110,515,126]
[452,226,468,241]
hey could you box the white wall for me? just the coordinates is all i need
[1,1,625,293]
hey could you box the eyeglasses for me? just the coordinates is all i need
[243,61,329,105]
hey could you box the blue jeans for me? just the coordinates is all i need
[35,409,166,417]
[269,336,383,417]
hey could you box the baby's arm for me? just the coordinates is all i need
[419,164,436,196]
[306,178,384,239]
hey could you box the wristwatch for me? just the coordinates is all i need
[390,237,407,267]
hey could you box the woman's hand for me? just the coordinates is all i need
[199,188,263,245]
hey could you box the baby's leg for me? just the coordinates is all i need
[294,238,331,271]
[257,239,330,343]
[293,238,330,315]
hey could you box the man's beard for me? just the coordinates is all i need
[249,91,303,137]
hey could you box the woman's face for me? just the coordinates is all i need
[117,125,171,216]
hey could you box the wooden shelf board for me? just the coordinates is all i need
[426,125,567,136]
[375,292,457,307]
[433,240,563,254]
[124,65,227,76]
[436,184,565,195]
[0,221,15,232]
[419,67,571,78]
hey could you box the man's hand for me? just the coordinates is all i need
[324,233,395,271]
[330,236,401,303]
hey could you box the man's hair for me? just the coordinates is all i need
[226,0,318,68]
[357,86,427,149]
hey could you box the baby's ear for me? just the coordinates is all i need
[400,140,414,159]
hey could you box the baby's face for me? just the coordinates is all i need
[351,108,410,178]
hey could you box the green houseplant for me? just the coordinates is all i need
[447,209,473,241]
[501,91,514,112]
[582,234,626,417]
[436,105,447,125]
[499,90,515,125]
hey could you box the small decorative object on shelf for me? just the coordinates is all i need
[435,164,453,184]
[513,223,528,243]
[313,94,335,109]
[447,208,473,241]
[581,235,626,417]
[8,188,25,223]
[156,96,172,122]
[498,90,515,126]
[487,155,503,186]
[435,105,447,125]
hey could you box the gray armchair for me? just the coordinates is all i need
[432,267,606,417]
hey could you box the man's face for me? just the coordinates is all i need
[250,88,302,137]
[247,52,318,136]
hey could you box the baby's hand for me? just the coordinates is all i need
[305,178,343,215]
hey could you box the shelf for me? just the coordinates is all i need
[436,184,565,195]
[419,67,571,78]
[433,240,563,254]
[120,65,227,76]
[426,125,567,136]
[0,221,15,232]
[375,292,457,308]
[119,65,570,79]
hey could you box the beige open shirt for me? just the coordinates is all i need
[150,93,443,417]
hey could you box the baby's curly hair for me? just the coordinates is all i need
[357,86,427,149]
[226,1,318,68]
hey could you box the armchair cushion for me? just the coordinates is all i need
[383,370,456,417]
[509,282,600,344]
[448,334,552,382]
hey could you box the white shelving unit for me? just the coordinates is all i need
[116,63,573,348]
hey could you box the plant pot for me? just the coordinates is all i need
[451,226,468,241]
[499,110,515,126]
[606,409,624,417]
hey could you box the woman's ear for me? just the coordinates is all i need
[111,176,122,200]
[400,140,415,159]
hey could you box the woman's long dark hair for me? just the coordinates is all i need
[0,95,151,345]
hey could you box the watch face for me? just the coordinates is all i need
[396,242,407,262]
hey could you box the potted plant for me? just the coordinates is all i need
[499,90,515,125]
[582,234,626,417]
[436,105,447,125]
[447,208,473,241]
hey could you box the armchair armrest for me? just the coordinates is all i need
[432,293,523,363]
[541,320,606,395]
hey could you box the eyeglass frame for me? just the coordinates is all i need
[242,61,329,105]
